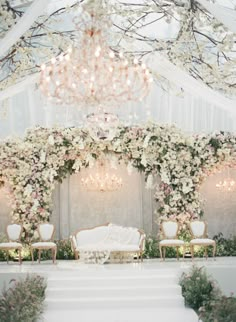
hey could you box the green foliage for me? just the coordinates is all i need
[179,266,221,311]
[213,233,236,256]
[0,275,46,322]
[199,296,236,322]
[0,239,74,262]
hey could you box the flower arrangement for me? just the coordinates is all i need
[179,266,221,311]
[0,274,46,322]
[180,266,236,322]
[0,122,235,238]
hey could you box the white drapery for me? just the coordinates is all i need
[0,80,235,140]
[148,52,236,116]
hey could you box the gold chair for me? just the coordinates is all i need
[0,224,23,264]
[31,223,57,263]
[189,220,216,260]
[159,220,185,260]
[159,220,185,261]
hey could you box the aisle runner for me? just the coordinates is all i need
[43,265,198,322]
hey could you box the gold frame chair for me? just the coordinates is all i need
[0,224,23,264]
[31,223,57,263]
[189,220,216,260]
[159,220,185,261]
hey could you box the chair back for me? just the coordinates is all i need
[6,224,22,241]
[189,221,207,238]
[161,221,179,239]
[38,223,55,241]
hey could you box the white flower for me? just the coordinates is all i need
[160,171,170,184]
[143,135,151,148]
[141,154,147,167]
[48,135,55,145]
[40,151,46,163]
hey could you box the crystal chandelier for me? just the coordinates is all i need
[216,178,236,192]
[39,1,153,107]
[81,158,122,192]
[81,172,122,192]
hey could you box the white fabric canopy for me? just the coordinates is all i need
[197,0,236,33]
[0,0,49,58]
[148,52,236,116]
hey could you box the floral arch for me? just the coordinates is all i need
[0,122,235,239]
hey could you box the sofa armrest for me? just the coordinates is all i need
[70,235,77,252]
[139,233,146,252]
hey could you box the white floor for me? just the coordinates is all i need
[1,257,236,322]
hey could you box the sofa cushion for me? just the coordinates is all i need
[77,243,140,252]
[76,226,110,246]
[107,224,141,245]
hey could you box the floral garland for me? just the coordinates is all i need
[0,123,235,239]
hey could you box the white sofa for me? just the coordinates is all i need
[70,223,146,263]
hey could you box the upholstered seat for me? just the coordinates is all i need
[189,220,216,260]
[77,243,140,252]
[190,238,215,245]
[0,242,22,248]
[71,223,146,263]
[159,220,185,261]
[31,223,57,263]
[0,224,23,264]
[159,239,185,246]
[32,242,56,248]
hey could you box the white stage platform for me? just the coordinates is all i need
[0,257,235,322]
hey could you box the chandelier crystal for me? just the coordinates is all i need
[81,157,122,192]
[86,112,119,141]
[216,178,236,192]
[39,1,153,107]
[81,172,122,192]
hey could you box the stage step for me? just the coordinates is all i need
[42,266,197,322]
[43,307,199,322]
[45,294,184,310]
[47,274,178,288]
[46,284,182,298]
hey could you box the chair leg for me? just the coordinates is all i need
[182,245,186,260]
[31,247,34,263]
[176,247,179,261]
[75,251,79,260]
[213,243,216,260]
[38,249,41,263]
[163,247,166,261]
[190,245,194,261]
[6,250,9,264]
[52,248,57,264]
[159,245,163,261]
[19,249,22,265]
[204,247,208,260]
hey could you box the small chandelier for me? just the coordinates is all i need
[39,1,153,107]
[81,173,122,192]
[216,178,236,192]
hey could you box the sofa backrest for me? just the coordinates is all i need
[107,224,141,245]
[75,223,142,247]
[76,225,110,246]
